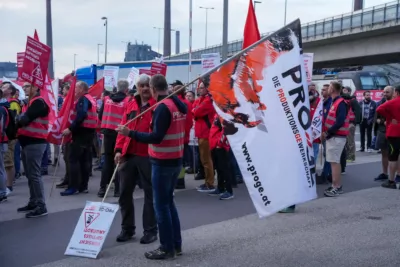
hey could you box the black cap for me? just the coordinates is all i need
[170,80,183,86]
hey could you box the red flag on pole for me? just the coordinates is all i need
[242,0,261,49]
[88,78,105,100]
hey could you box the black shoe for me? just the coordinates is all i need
[0,195,7,203]
[236,176,244,184]
[175,247,182,256]
[79,188,89,194]
[97,187,106,198]
[116,230,134,242]
[56,181,68,189]
[144,247,175,260]
[374,173,388,181]
[140,233,158,244]
[381,180,396,189]
[194,173,204,180]
[17,204,37,213]
[185,167,194,174]
[26,206,48,218]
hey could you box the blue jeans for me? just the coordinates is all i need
[41,143,49,170]
[0,143,8,197]
[313,143,320,161]
[322,141,331,176]
[14,141,21,174]
[151,164,182,253]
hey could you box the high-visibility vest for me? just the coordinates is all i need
[324,97,349,136]
[100,96,129,130]
[148,99,186,159]
[17,96,49,139]
[70,94,98,129]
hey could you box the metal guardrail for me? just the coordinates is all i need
[170,0,400,60]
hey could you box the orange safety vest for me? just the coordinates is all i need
[148,99,186,159]
[70,94,98,129]
[17,96,49,139]
[100,96,129,130]
[324,97,349,136]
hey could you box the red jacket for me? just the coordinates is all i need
[115,96,156,157]
[192,95,216,139]
[376,97,400,138]
[209,114,230,151]
[310,98,321,144]
[178,95,193,144]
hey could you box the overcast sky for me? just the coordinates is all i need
[0,0,391,77]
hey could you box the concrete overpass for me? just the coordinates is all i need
[169,1,400,68]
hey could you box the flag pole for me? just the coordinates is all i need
[121,19,301,127]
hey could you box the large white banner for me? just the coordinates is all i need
[201,53,220,74]
[208,21,317,218]
[103,66,119,91]
[303,53,314,85]
[65,201,119,259]
[311,98,323,141]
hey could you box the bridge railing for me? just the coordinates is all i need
[170,1,400,60]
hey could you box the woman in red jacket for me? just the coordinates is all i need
[376,86,400,189]
[208,114,234,200]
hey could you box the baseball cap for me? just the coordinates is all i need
[170,80,183,86]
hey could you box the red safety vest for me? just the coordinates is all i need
[70,94,98,129]
[100,96,129,130]
[324,97,349,136]
[148,98,186,159]
[17,96,49,139]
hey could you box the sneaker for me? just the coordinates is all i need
[175,247,183,256]
[144,247,175,260]
[140,233,158,244]
[208,189,223,196]
[367,148,372,153]
[113,190,120,198]
[0,195,7,203]
[56,181,68,189]
[185,167,194,174]
[97,187,106,198]
[194,173,204,181]
[15,172,21,180]
[116,230,134,242]
[236,176,244,184]
[394,175,400,184]
[324,186,341,197]
[220,191,234,200]
[197,184,215,193]
[381,180,396,189]
[358,148,365,152]
[346,159,355,163]
[26,206,48,218]
[17,204,37,213]
[374,173,388,181]
[79,188,89,194]
[5,187,12,196]
[341,171,346,175]
[60,188,79,196]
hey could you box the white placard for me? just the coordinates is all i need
[303,53,314,85]
[65,201,119,259]
[201,53,220,74]
[103,66,119,91]
[127,67,139,89]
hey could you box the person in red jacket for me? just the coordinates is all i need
[208,114,234,200]
[114,74,158,245]
[170,81,193,189]
[376,85,400,189]
[193,79,216,192]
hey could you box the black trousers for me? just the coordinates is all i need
[118,155,157,235]
[212,148,233,194]
[62,143,71,183]
[100,133,119,189]
[359,119,373,149]
[68,141,92,190]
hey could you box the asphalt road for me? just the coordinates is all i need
[0,160,382,267]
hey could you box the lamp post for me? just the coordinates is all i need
[153,27,163,54]
[97,43,103,64]
[284,0,288,25]
[199,6,214,48]
[73,54,77,70]
[101,17,108,63]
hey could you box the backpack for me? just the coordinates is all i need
[4,108,18,140]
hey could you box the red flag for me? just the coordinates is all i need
[242,0,261,49]
[47,77,76,144]
[89,78,104,100]
[32,30,57,139]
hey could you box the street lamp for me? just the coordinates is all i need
[199,6,214,48]
[153,27,176,54]
[101,17,108,63]
[97,43,103,64]
[254,1,262,11]
[73,54,77,70]
[284,0,288,25]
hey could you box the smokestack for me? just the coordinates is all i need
[175,31,180,54]
[46,0,54,78]
[163,0,171,57]
[353,0,364,11]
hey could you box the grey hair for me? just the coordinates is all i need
[117,79,129,92]
[76,81,89,92]
[136,74,151,87]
